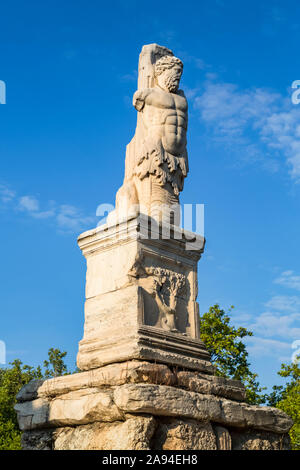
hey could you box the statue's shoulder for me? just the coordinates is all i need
[133,88,153,111]
[175,89,188,111]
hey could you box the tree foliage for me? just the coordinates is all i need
[267,358,300,450]
[199,304,266,404]
[0,349,69,450]
[43,348,69,378]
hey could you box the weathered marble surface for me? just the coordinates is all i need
[230,429,291,450]
[113,384,292,433]
[20,417,291,451]
[15,362,292,437]
[213,425,232,450]
[16,361,292,450]
[111,44,189,224]
[15,44,293,451]
[17,361,245,403]
[152,418,217,450]
[53,416,156,450]
[76,216,211,372]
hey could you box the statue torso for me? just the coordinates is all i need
[141,87,188,156]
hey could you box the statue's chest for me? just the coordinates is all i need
[149,91,187,113]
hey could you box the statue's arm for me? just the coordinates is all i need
[133,88,152,112]
[178,89,188,121]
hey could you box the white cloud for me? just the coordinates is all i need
[231,290,300,359]
[249,311,300,339]
[56,205,96,232]
[184,87,200,100]
[31,209,56,219]
[1,184,96,233]
[264,295,300,312]
[0,184,16,203]
[19,195,40,212]
[261,108,300,178]
[230,311,253,325]
[18,196,55,219]
[246,290,300,342]
[245,336,291,359]
[177,51,210,71]
[194,80,300,179]
[274,270,300,291]
[195,82,279,136]
[121,70,138,82]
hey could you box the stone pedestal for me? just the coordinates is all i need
[76,216,211,373]
[14,41,294,450]
[15,361,292,450]
[14,217,293,450]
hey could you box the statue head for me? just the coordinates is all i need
[154,55,183,93]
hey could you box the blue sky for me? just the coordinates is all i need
[1,0,300,391]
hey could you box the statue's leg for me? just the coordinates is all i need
[150,179,180,225]
[106,180,139,226]
[132,176,151,217]
[115,181,139,218]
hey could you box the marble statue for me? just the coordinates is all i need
[15,44,293,451]
[113,44,189,222]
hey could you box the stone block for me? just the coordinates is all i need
[114,383,223,422]
[231,430,291,450]
[48,388,124,427]
[177,370,246,402]
[213,425,232,450]
[113,383,293,433]
[76,217,211,373]
[21,430,53,450]
[16,379,44,403]
[53,416,156,450]
[14,398,49,431]
[153,418,217,450]
[17,361,176,402]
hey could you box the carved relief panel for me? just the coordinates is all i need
[128,250,194,335]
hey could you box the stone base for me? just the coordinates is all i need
[78,322,213,373]
[15,361,292,450]
[21,419,291,451]
[76,217,211,373]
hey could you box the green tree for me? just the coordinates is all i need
[0,360,42,450]
[0,349,70,450]
[199,304,266,404]
[43,348,69,378]
[267,358,300,450]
